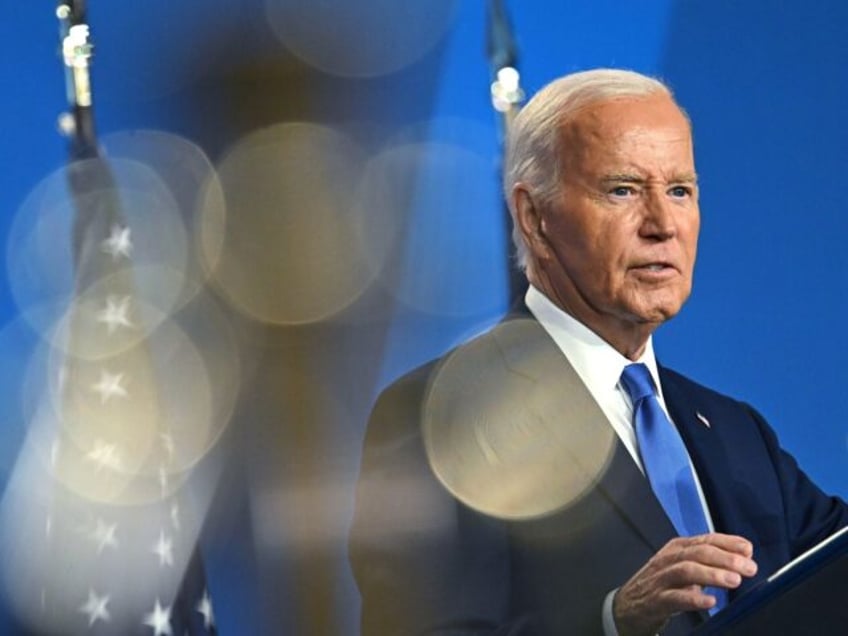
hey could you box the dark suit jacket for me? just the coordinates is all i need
[348,317,848,635]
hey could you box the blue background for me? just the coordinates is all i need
[3,1,847,633]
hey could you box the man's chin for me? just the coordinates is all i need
[628,289,689,323]
[627,302,685,326]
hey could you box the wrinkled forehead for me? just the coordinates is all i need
[557,95,694,171]
[561,93,690,137]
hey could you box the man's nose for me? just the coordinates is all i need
[640,191,677,240]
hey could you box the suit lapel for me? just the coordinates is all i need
[597,440,679,552]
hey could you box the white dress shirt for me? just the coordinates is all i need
[524,285,714,636]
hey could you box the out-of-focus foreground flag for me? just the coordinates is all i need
[0,151,219,635]
[0,4,223,633]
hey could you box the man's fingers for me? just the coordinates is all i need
[679,544,757,576]
[656,534,758,581]
[658,584,717,612]
[658,559,746,591]
[690,532,754,556]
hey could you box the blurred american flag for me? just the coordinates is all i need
[0,155,218,636]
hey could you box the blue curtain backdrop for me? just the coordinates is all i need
[2,2,846,633]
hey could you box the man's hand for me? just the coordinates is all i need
[613,533,758,636]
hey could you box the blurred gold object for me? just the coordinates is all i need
[423,318,616,520]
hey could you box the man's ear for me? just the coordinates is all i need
[512,184,551,261]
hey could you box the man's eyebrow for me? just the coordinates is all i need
[599,172,699,184]
[599,173,646,184]
[671,172,699,184]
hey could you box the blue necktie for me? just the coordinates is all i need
[620,363,727,613]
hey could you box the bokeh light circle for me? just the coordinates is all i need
[353,123,506,317]
[38,311,220,506]
[6,157,191,337]
[101,129,226,311]
[202,122,375,324]
[423,318,616,520]
[4,301,235,509]
[264,0,457,78]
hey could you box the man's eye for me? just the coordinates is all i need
[610,186,635,197]
[669,186,691,198]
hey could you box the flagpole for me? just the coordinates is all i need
[56,0,123,275]
[486,0,526,303]
[56,0,98,160]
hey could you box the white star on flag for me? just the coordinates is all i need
[101,224,133,260]
[143,598,173,636]
[196,589,215,630]
[91,518,119,553]
[79,589,111,626]
[85,439,123,472]
[152,529,174,567]
[91,369,129,403]
[96,295,134,334]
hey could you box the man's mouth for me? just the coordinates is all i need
[631,262,677,276]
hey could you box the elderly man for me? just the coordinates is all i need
[349,69,848,635]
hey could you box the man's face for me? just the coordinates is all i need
[526,94,699,349]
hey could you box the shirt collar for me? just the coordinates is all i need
[524,285,664,398]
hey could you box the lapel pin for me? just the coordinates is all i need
[696,411,711,428]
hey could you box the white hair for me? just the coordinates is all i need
[503,68,675,272]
